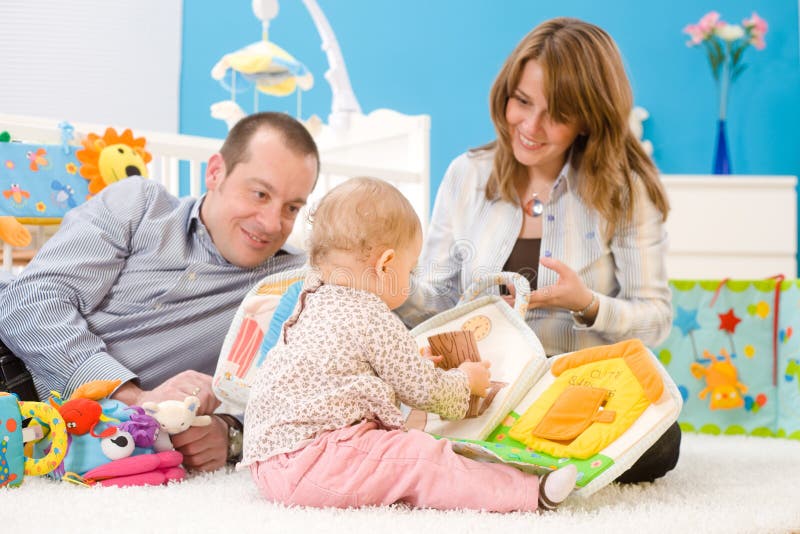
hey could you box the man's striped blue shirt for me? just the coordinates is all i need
[0,177,304,399]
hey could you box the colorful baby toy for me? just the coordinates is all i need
[0,125,151,255]
[0,391,68,487]
[31,380,187,487]
[691,348,749,410]
[142,396,212,452]
[75,127,151,196]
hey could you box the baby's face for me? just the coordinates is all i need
[378,232,422,310]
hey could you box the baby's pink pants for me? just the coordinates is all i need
[250,421,540,511]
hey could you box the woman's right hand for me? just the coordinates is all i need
[459,360,491,397]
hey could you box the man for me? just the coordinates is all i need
[0,112,319,471]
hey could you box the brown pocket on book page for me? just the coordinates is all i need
[531,385,616,442]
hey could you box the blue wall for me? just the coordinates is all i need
[181,0,800,205]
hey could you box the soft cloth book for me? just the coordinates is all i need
[407,274,682,497]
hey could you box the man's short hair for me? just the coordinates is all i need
[219,112,320,176]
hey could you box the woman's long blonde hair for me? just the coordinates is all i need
[481,17,669,233]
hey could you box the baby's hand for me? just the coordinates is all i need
[419,346,444,368]
[459,360,491,397]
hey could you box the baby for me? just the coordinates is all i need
[241,177,577,511]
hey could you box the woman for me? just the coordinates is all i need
[399,17,678,483]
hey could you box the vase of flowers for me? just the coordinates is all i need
[683,11,768,174]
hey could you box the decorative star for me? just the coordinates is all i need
[718,308,742,334]
[673,306,701,336]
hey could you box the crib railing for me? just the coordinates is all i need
[0,113,220,197]
[0,109,431,271]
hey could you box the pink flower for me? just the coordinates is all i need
[750,35,766,50]
[698,11,721,33]
[684,11,721,46]
[683,24,705,45]
[683,11,768,81]
[743,12,768,50]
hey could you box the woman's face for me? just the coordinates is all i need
[505,60,582,178]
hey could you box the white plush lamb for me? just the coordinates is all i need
[142,396,213,452]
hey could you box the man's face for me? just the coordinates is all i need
[200,129,317,268]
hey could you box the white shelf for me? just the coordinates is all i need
[661,174,798,279]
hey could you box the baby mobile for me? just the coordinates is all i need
[209,0,362,133]
[209,0,314,129]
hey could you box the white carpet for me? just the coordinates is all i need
[3,433,799,534]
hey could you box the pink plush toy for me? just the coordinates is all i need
[77,450,185,487]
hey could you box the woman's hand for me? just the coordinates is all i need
[527,257,595,314]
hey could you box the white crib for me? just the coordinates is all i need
[0,109,430,271]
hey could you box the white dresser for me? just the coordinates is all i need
[660,175,798,279]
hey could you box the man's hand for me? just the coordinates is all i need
[111,370,221,415]
[170,414,229,472]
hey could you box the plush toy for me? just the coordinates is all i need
[72,449,184,487]
[0,216,31,247]
[49,380,122,437]
[53,399,158,476]
[0,392,68,487]
[75,127,152,196]
[32,380,187,487]
[142,396,213,452]
[49,379,121,435]
[59,401,184,487]
[44,380,154,476]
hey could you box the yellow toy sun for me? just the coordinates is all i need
[76,128,152,196]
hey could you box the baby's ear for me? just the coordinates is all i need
[375,248,395,273]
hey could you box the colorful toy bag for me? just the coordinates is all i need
[408,273,682,498]
[0,125,150,223]
[0,139,88,223]
[652,277,800,440]
[213,267,306,412]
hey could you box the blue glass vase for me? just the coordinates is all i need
[712,119,731,175]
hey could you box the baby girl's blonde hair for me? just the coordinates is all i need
[309,177,421,267]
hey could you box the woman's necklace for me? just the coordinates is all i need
[524,193,544,218]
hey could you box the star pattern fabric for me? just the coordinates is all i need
[718,308,742,334]
[674,306,701,336]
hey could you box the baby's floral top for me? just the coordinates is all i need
[241,273,470,465]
